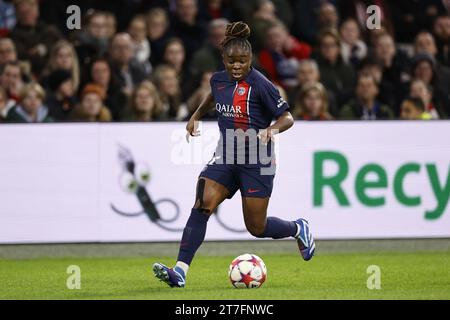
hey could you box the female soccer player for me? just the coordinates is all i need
[153,22,315,288]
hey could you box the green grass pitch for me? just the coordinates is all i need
[1,250,449,299]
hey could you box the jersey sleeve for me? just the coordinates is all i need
[258,77,289,118]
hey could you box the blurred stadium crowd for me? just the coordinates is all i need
[0,0,449,123]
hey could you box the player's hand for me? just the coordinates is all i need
[186,117,201,143]
[258,128,275,145]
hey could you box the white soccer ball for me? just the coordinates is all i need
[228,253,267,289]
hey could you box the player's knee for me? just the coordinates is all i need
[194,204,214,215]
[194,178,224,214]
[193,196,217,214]
[246,223,266,238]
[194,178,212,213]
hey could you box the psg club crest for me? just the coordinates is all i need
[237,87,246,96]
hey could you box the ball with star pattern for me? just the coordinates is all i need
[228,253,267,288]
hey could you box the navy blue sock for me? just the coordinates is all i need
[258,217,297,239]
[177,208,210,265]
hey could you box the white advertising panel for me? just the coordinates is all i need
[0,121,449,243]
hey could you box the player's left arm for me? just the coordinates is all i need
[258,111,294,144]
[257,78,294,144]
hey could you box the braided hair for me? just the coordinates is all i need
[221,21,252,55]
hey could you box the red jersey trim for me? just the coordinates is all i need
[232,80,251,131]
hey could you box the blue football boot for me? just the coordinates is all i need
[295,218,316,261]
[153,262,186,288]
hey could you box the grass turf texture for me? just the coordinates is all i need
[1,251,449,299]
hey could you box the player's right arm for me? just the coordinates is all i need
[186,91,214,141]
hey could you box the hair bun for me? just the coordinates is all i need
[225,21,251,39]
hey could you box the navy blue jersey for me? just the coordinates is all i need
[210,68,289,166]
[210,67,289,132]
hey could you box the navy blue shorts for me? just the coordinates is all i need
[199,162,275,198]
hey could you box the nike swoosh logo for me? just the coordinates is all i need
[217,85,226,90]
[248,189,260,193]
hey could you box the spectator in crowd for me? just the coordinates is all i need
[366,22,391,48]
[411,51,441,88]
[293,81,333,121]
[0,37,32,85]
[258,20,311,90]
[432,15,450,67]
[6,82,53,122]
[0,86,15,121]
[162,37,191,101]
[147,7,172,67]
[414,31,440,59]
[44,69,77,121]
[0,1,449,124]
[70,83,111,122]
[186,70,215,119]
[249,0,278,54]
[85,57,128,121]
[133,0,172,13]
[104,11,117,41]
[338,0,393,38]
[442,0,450,15]
[413,32,450,95]
[152,64,188,121]
[289,59,338,117]
[41,40,80,93]
[409,53,450,117]
[0,61,24,102]
[0,0,16,36]
[339,74,394,120]
[201,0,233,21]
[357,57,398,114]
[162,38,185,74]
[390,1,422,44]
[373,33,409,83]
[391,0,448,44]
[291,0,322,44]
[372,33,411,107]
[125,81,162,122]
[296,59,320,87]
[110,33,149,98]
[399,96,432,120]
[317,2,339,31]
[10,0,62,76]
[339,18,367,67]
[0,38,17,66]
[171,0,207,61]
[92,1,137,32]
[73,10,109,68]
[413,32,450,105]
[230,0,293,30]
[190,18,227,79]
[37,0,73,35]
[313,28,355,106]
[272,0,294,30]
[409,78,446,119]
[128,15,152,76]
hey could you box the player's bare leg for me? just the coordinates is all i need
[153,177,229,287]
[242,197,315,261]
[241,196,270,237]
